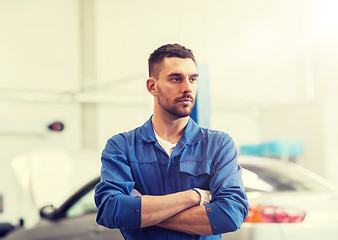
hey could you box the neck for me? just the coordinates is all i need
[152,111,189,144]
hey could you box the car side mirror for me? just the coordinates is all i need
[40,205,58,220]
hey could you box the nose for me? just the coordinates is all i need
[181,77,193,94]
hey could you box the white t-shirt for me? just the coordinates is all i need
[154,130,177,157]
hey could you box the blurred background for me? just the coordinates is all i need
[1,0,338,236]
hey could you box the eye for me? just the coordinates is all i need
[190,77,197,83]
[171,77,181,82]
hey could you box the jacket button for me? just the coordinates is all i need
[207,208,211,212]
[213,226,216,229]
[135,209,140,213]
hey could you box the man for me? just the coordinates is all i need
[94,43,248,239]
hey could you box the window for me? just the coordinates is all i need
[66,188,97,218]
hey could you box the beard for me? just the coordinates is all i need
[156,85,195,118]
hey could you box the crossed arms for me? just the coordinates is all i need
[94,134,249,236]
[140,189,213,235]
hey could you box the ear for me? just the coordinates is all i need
[146,77,157,96]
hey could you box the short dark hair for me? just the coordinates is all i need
[148,43,196,78]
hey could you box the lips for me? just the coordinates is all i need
[177,96,194,104]
[179,98,193,103]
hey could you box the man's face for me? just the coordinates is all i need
[155,57,199,118]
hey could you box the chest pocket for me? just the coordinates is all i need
[179,160,212,190]
[180,160,212,176]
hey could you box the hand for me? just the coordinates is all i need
[131,188,211,205]
[191,188,211,205]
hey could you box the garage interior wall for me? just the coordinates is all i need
[1,0,338,225]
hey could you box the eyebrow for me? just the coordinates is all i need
[167,73,199,78]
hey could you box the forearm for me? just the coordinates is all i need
[141,190,200,228]
[156,205,213,236]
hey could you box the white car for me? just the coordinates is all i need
[226,156,338,240]
[4,156,338,240]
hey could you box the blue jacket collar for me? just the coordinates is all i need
[139,116,204,145]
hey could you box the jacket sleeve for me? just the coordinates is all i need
[94,135,142,229]
[205,134,249,235]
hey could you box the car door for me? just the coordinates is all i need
[37,213,122,240]
[54,187,124,240]
[34,186,123,240]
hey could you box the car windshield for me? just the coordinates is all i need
[66,188,97,218]
[242,163,335,193]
